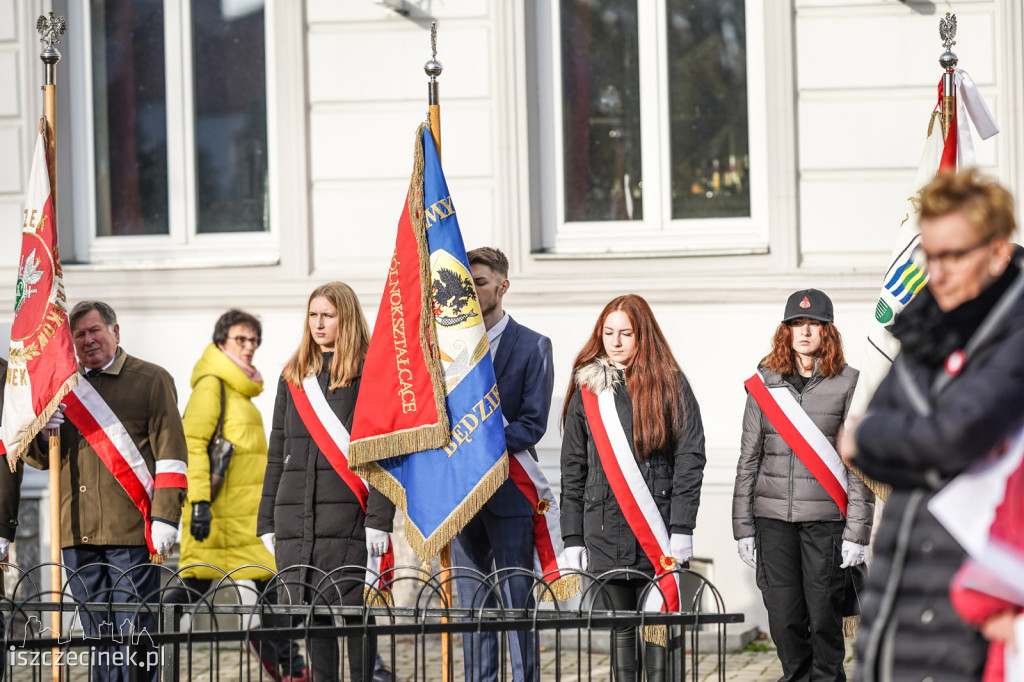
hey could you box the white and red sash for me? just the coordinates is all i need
[506,446,579,600]
[744,371,849,516]
[63,376,188,554]
[288,376,395,602]
[580,386,681,615]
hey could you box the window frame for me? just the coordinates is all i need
[537,0,769,256]
[65,0,280,267]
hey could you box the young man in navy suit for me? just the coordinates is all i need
[452,247,554,682]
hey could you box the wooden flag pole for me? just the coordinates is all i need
[38,13,65,682]
[424,23,452,682]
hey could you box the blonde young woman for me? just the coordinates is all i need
[257,282,395,682]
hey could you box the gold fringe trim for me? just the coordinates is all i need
[363,587,394,608]
[642,625,667,647]
[843,615,859,637]
[849,463,890,502]
[410,122,451,449]
[355,452,509,563]
[347,124,455,466]
[349,426,452,466]
[538,574,580,603]
[6,372,78,472]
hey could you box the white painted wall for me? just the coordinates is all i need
[0,0,1021,638]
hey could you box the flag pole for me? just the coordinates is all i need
[423,23,453,682]
[938,12,958,142]
[38,13,65,681]
[425,22,442,158]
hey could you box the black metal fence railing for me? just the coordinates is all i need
[1,562,743,681]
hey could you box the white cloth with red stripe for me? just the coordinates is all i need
[580,386,682,615]
[744,371,849,515]
[62,376,187,555]
[287,376,395,601]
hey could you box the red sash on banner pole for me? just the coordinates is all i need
[287,377,395,603]
[580,386,681,627]
[743,372,849,516]
[63,378,187,554]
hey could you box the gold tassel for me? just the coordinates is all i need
[538,574,581,603]
[642,625,667,647]
[843,615,859,637]
[363,588,394,608]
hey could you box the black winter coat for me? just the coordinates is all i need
[853,260,1024,682]
[560,358,706,575]
[257,358,395,606]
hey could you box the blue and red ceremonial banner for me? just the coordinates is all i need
[350,124,507,561]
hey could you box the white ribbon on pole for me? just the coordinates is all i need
[954,69,999,168]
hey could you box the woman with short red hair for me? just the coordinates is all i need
[560,294,706,682]
[732,289,874,681]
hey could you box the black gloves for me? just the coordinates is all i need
[190,501,212,542]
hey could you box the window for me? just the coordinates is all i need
[537,0,768,255]
[71,0,277,265]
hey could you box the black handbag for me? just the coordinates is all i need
[842,562,867,617]
[207,378,235,501]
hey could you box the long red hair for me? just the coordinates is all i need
[762,321,845,377]
[561,295,685,459]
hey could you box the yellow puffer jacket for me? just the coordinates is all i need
[178,344,275,580]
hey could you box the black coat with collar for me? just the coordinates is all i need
[257,358,395,606]
[853,261,1024,682]
[559,358,706,574]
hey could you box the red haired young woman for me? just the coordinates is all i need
[560,294,706,682]
[732,289,874,682]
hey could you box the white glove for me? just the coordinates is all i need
[366,527,389,558]
[840,540,866,568]
[260,532,276,557]
[0,537,10,561]
[563,545,589,572]
[738,537,756,569]
[151,519,178,556]
[670,533,693,565]
[40,404,66,439]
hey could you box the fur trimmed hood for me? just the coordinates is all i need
[574,357,624,393]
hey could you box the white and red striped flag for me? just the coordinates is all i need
[1,130,78,468]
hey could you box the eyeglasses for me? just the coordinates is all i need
[915,237,993,270]
[229,335,260,348]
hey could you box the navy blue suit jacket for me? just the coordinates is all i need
[487,315,554,517]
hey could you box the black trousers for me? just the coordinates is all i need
[600,578,666,682]
[307,613,377,682]
[755,518,847,682]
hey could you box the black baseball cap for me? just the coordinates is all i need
[782,289,834,323]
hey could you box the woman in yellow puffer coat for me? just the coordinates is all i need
[170,309,307,682]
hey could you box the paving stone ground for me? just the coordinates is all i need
[8,634,856,681]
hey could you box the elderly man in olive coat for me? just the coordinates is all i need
[24,301,187,682]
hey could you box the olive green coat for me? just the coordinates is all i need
[24,348,188,548]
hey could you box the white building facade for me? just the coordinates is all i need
[1,0,1022,634]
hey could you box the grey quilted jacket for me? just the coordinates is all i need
[732,362,874,545]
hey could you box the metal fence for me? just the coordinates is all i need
[1,561,742,681]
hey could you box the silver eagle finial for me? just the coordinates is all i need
[939,12,957,53]
[36,12,66,52]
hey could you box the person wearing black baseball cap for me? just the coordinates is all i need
[733,289,874,681]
